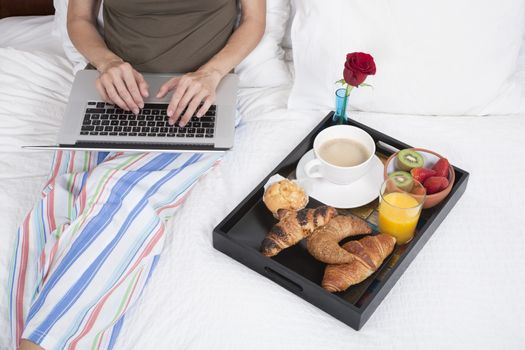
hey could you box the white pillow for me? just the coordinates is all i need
[288,0,525,115]
[234,0,292,87]
[53,0,291,87]
[281,0,295,63]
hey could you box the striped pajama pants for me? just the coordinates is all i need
[8,150,223,349]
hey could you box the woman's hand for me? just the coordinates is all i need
[156,69,222,127]
[96,60,149,114]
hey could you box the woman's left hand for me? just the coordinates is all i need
[156,69,222,127]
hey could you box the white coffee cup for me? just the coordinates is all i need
[304,125,376,185]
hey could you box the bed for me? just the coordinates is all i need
[1,10,524,350]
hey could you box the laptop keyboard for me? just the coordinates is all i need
[80,101,216,139]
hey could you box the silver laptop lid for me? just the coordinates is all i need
[57,70,238,150]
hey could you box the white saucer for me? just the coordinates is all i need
[295,150,384,208]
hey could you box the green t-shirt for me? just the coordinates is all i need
[103,0,237,73]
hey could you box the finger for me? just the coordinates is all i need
[122,69,144,110]
[196,95,214,118]
[156,77,180,99]
[96,79,110,103]
[104,83,130,111]
[113,79,139,113]
[179,92,207,127]
[166,80,190,119]
[168,84,200,125]
[101,74,130,110]
[174,83,201,118]
[134,71,149,98]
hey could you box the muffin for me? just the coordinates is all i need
[263,179,308,217]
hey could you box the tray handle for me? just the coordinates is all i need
[264,267,304,293]
[376,140,400,153]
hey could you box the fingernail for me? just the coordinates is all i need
[179,122,185,127]
[168,119,174,126]
[167,109,173,117]
[196,113,202,118]
[139,103,144,108]
[144,92,149,98]
[133,108,139,114]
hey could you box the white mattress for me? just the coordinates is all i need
[1,16,524,350]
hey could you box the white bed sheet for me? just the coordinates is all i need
[113,111,525,350]
[1,16,524,350]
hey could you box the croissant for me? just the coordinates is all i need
[322,234,396,293]
[261,206,337,257]
[306,215,372,265]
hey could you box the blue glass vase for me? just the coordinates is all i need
[333,87,349,124]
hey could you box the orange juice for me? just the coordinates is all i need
[378,192,421,244]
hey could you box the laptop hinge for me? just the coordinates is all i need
[73,141,225,152]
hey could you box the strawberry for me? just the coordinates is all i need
[411,185,427,197]
[423,176,449,194]
[411,167,436,184]
[432,158,450,178]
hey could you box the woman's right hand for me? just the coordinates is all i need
[95,59,149,114]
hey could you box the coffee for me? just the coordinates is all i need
[318,138,370,167]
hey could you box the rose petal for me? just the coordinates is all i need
[344,52,376,85]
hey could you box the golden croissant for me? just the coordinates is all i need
[322,234,396,293]
[306,215,372,265]
[260,206,337,257]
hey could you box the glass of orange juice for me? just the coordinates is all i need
[378,178,426,245]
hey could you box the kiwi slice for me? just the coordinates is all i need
[388,171,414,192]
[396,149,424,171]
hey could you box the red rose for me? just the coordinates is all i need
[343,52,376,87]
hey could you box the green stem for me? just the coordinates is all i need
[339,84,353,123]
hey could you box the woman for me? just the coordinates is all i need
[9,0,265,349]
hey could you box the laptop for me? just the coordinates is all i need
[24,70,239,152]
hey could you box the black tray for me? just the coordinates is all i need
[213,112,469,330]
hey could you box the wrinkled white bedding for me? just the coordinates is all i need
[1,16,524,350]
[0,16,64,56]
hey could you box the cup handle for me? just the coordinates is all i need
[304,159,323,179]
